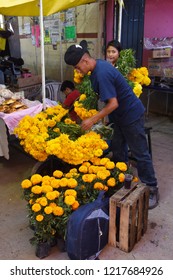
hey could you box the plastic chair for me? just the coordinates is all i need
[45,80,63,102]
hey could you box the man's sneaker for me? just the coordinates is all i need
[148,186,159,209]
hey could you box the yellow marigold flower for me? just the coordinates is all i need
[39,197,48,206]
[49,202,57,208]
[59,178,68,187]
[133,82,142,98]
[118,173,125,183]
[53,127,60,133]
[94,182,104,190]
[64,195,75,205]
[97,170,110,180]
[42,175,51,182]
[94,149,103,157]
[36,214,44,222]
[103,185,109,191]
[90,157,101,165]
[51,178,60,188]
[47,119,56,127]
[132,176,139,182]
[72,200,80,210]
[31,185,42,194]
[46,191,57,200]
[79,165,88,173]
[44,206,53,214]
[52,190,60,198]
[64,118,76,125]
[107,177,116,187]
[116,162,128,172]
[29,199,33,205]
[65,189,77,198]
[42,184,53,193]
[53,206,64,216]
[67,178,78,188]
[82,161,91,167]
[32,203,41,212]
[82,174,96,183]
[100,158,110,165]
[53,170,63,178]
[21,179,32,189]
[30,174,42,185]
[79,94,86,101]
[105,161,115,169]
[69,168,78,174]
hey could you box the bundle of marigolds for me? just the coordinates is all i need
[21,157,137,246]
[73,69,99,120]
[117,49,151,97]
[14,104,108,164]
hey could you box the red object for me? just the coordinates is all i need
[63,89,80,122]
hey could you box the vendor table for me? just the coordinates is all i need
[0,98,57,160]
[144,85,173,116]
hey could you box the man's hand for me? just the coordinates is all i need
[81,118,94,131]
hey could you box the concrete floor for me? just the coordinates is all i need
[0,113,173,260]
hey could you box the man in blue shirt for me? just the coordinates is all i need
[64,44,159,209]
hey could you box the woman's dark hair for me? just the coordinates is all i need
[60,80,75,91]
[106,40,122,53]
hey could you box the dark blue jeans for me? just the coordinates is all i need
[111,115,157,187]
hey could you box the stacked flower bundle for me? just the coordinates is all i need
[73,70,98,120]
[21,157,137,246]
[117,48,151,97]
[14,104,109,165]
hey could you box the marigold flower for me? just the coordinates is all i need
[30,174,42,185]
[118,173,125,183]
[44,206,53,214]
[32,203,41,212]
[67,178,78,188]
[116,162,128,172]
[94,182,104,190]
[36,214,44,222]
[21,179,32,189]
[31,185,42,194]
[65,189,77,198]
[107,177,116,187]
[53,206,64,216]
[53,170,63,178]
[72,200,80,210]
[64,195,76,205]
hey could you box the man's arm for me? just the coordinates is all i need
[81,97,118,130]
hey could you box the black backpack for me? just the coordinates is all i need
[65,191,109,260]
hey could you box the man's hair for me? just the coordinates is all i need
[60,80,75,92]
[106,40,122,53]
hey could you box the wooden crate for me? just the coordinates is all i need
[108,183,149,252]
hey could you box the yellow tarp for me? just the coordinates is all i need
[0,0,97,16]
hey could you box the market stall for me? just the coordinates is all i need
[0,0,97,108]
[0,86,57,159]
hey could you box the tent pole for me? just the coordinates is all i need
[40,0,46,110]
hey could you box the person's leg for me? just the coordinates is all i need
[122,115,159,209]
[111,122,128,163]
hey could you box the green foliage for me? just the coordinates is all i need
[117,49,136,78]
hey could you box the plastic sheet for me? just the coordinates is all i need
[144,37,173,50]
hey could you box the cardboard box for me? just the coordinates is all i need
[108,183,149,252]
[16,75,42,88]
[152,48,171,58]
[148,57,173,77]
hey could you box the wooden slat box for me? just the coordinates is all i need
[108,183,150,252]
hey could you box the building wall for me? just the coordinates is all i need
[141,0,173,116]
[18,3,103,82]
[143,0,173,66]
